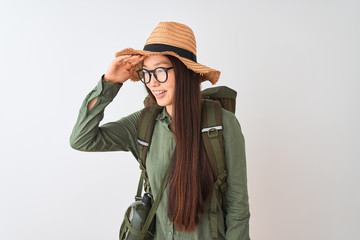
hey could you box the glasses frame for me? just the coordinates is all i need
[136,67,174,84]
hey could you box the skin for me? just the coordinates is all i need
[88,55,176,120]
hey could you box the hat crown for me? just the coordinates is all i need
[145,22,197,56]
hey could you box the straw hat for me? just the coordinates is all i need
[115,22,220,85]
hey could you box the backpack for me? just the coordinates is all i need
[136,86,237,238]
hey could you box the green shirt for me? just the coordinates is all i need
[70,77,250,240]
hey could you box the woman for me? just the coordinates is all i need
[70,22,250,240]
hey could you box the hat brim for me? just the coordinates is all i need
[115,48,220,85]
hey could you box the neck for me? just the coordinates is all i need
[166,105,174,131]
[166,105,174,119]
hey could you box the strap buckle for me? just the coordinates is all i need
[208,128,218,138]
[214,171,228,191]
[220,182,228,192]
[202,126,222,138]
[218,171,227,181]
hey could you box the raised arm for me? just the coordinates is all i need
[87,55,145,112]
[70,55,145,158]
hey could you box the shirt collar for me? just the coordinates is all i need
[156,107,172,125]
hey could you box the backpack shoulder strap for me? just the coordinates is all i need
[201,99,228,239]
[135,105,163,198]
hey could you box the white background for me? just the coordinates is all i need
[1,0,359,239]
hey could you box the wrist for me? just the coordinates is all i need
[101,74,123,87]
[103,74,113,83]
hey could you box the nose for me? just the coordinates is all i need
[147,73,160,87]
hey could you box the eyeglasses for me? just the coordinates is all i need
[136,67,174,84]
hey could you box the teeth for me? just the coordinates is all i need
[153,90,166,94]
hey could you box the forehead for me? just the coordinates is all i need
[143,55,171,68]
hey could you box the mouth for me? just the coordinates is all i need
[152,90,167,98]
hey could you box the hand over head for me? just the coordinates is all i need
[104,55,145,83]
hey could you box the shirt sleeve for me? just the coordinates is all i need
[222,110,250,240]
[69,75,141,159]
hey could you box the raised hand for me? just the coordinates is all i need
[104,55,145,84]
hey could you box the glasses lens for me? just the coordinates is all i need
[155,68,167,82]
[138,70,150,83]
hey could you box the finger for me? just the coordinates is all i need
[114,55,132,63]
[122,58,137,67]
[125,55,145,65]
[133,55,145,64]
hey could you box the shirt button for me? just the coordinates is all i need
[168,231,173,236]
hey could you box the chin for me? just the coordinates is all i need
[156,101,167,107]
[154,98,167,106]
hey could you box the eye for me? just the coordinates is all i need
[156,68,165,73]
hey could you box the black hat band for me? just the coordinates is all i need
[143,44,197,62]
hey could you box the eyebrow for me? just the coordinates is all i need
[143,61,171,68]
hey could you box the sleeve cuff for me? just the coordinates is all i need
[99,74,123,99]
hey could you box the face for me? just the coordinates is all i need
[143,55,175,114]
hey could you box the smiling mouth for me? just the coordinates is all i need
[152,90,167,99]
[153,90,167,95]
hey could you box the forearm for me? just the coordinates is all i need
[87,96,98,112]
[69,76,122,151]
[87,77,115,112]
